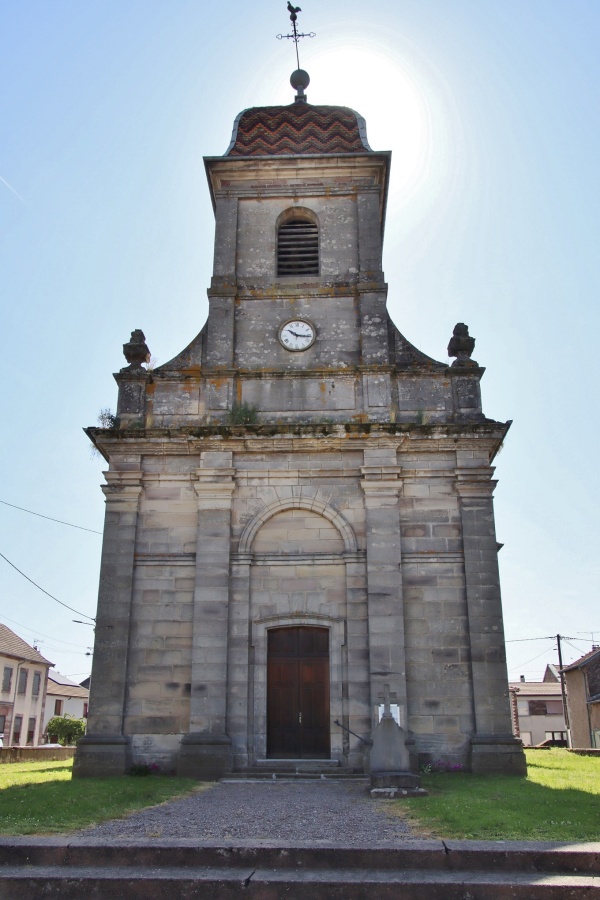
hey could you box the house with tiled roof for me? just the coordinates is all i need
[0,623,53,747]
[509,675,567,747]
[562,647,600,749]
[42,671,89,738]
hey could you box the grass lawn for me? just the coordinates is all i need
[0,759,204,835]
[393,749,600,842]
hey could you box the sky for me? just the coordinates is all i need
[1,0,599,684]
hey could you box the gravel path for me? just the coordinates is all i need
[81,780,417,843]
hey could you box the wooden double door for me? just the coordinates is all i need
[267,626,330,759]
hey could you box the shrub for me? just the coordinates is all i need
[45,715,86,746]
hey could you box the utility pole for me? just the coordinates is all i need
[556,634,571,747]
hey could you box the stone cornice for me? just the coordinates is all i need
[88,421,509,458]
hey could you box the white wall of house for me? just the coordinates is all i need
[43,694,87,732]
[0,653,51,747]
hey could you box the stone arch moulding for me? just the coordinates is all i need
[238,498,358,555]
[275,205,320,230]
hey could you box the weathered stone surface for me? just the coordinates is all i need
[77,90,524,780]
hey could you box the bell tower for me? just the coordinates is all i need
[74,63,525,780]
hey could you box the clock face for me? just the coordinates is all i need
[278,319,316,351]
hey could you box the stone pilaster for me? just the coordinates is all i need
[361,449,410,756]
[177,451,235,779]
[73,468,142,777]
[227,553,252,769]
[456,465,526,775]
[343,555,371,769]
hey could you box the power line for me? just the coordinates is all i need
[0,499,102,535]
[506,636,556,643]
[507,644,557,671]
[0,551,95,622]
[0,613,92,649]
[506,635,592,644]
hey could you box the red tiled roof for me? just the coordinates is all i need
[47,678,89,700]
[562,647,600,672]
[227,103,371,157]
[508,682,563,696]
[0,623,52,666]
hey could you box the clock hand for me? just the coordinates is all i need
[290,330,309,338]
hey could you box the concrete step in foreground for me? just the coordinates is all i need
[0,837,599,899]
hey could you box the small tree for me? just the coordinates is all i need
[46,714,86,746]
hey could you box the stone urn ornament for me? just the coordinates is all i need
[448,322,478,368]
[122,329,150,371]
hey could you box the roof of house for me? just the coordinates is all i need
[0,623,52,666]
[47,670,89,700]
[508,681,563,696]
[543,664,560,682]
[562,647,600,672]
[226,103,372,157]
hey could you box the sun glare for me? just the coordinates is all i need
[247,32,464,241]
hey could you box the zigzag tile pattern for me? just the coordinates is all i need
[228,104,369,156]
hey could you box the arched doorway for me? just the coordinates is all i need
[267,626,330,759]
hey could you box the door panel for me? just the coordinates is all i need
[267,627,330,759]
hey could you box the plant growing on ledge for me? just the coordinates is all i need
[227,402,259,425]
[97,408,118,429]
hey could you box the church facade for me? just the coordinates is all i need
[74,76,525,779]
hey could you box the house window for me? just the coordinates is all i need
[54,699,63,716]
[521,731,532,746]
[545,700,564,715]
[277,215,319,276]
[12,715,22,745]
[0,714,5,736]
[528,700,548,716]
[517,700,529,716]
[83,703,88,718]
[26,718,36,745]
[17,669,28,695]
[32,672,41,698]
[545,731,567,744]
[2,667,12,693]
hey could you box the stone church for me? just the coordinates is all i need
[74,70,525,779]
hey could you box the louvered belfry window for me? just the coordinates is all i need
[277,217,319,276]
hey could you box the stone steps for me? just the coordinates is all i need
[222,758,365,781]
[1,838,598,898]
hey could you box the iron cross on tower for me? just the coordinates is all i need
[277,2,315,71]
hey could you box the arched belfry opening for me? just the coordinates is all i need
[277,209,319,276]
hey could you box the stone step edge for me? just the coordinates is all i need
[0,865,598,887]
[220,775,368,782]
[1,840,599,873]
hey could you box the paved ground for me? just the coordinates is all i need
[81,780,418,843]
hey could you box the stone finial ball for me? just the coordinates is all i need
[290,69,310,91]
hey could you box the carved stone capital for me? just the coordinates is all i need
[195,467,236,484]
[361,466,402,482]
[193,474,235,509]
[101,471,143,506]
[455,467,497,499]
